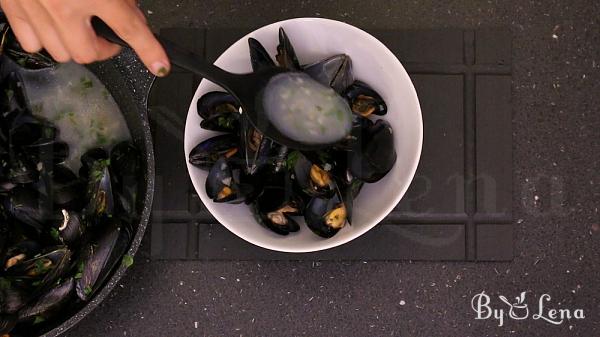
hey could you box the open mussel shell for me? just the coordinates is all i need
[304,191,348,238]
[205,157,250,204]
[45,165,85,210]
[248,38,275,71]
[76,223,131,301]
[275,27,301,70]
[251,185,302,235]
[85,161,114,220]
[7,247,72,295]
[200,110,240,133]
[343,81,387,117]
[304,54,354,93]
[18,278,74,323]
[188,134,239,170]
[197,91,240,120]
[292,152,336,198]
[2,240,41,270]
[349,119,397,183]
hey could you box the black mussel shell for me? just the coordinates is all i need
[248,38,275,71]
[292,152,336,198]
[7,150,38,185]
[9,113,58,147]
[304,192,347,238]
[4,186,52,231]
[85,161,114,220]
[205,158,250,204]
[76,223,131,301]
[54,210,85,246]
[0,314,16,334]
[18,277,73,322]
[252,185,302,235]
[46,165,85,210]
[275,28,301,70]
[7,247,72,295]
[79,147,108,179]
[197,91,240,120]
[110,141,141,217]
[304,54,354,93]
[23,140,69,167]
[0,25,55,70]
[200,111,240,133]
[335,115,374,151]
[0,72,28,117]
[343,81,387,117]
[349,119,396,183]
[0,287,26,314]
[189,134,239,170]
[2,240,41,270]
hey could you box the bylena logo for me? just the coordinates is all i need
[471,291,585,327]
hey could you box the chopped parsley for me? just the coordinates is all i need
[286,150,301,170]
[50,227,60,241]
[121,254,134,268]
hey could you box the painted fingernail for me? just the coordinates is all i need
[152,62,170,77]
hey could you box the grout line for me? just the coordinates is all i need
[463,30,477,261]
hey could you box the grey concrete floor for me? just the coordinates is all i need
[66,1,599,336]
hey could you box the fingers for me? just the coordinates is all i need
[14,0,70,62]
[0,0,42,52]
[97,1,169,76]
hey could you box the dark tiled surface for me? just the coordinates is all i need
[66,1,600,337]
[148,28,512,261]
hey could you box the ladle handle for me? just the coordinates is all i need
[91,17,238,87]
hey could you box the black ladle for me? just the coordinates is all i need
[91,17,350,150]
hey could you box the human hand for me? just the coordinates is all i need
[0,0,170,76]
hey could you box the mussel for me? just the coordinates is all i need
[348,119,396,183]
[304,191,348,238]
[53,210,85,246]
[205,157,250,204]
[252,185,302,235]
[248,38,276,71]
[275,28,301,70]
[84,160,114,219]
[18,278,73,322]
[110,141,141,217]
[197,91,240,120]
[4,186,52,232]
[188,134,239,170]
[76,223,131,301]
[292,152,336,198]
[304,54,354,93]
[343,81,387,117]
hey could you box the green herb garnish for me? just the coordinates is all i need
[33,316,46,325]
[83,285,93,296]
[80,76,93,89]
[74,261,84,279]
[50,227,60,241]
[121,254,134,268]
[286,150,301,170]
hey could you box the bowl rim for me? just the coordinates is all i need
[184,17,423,253]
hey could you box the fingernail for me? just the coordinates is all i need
[152,62,170,77]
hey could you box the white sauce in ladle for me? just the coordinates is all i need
[263,72,352,145]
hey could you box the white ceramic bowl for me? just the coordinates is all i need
[184,18,422,253]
